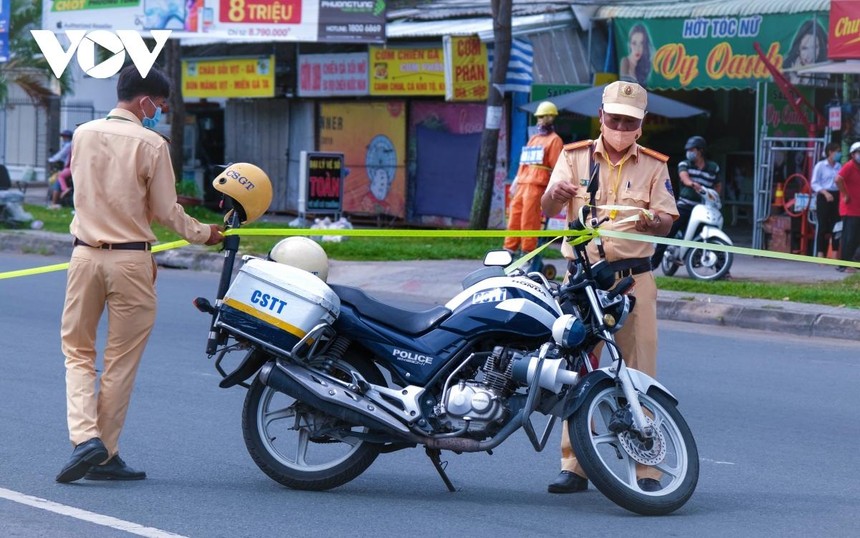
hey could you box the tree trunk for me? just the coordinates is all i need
[165,39,186,185]
[469,0,512,229]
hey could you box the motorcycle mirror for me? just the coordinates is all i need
[484,250,514,267]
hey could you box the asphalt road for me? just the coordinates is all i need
[1,253,859,537]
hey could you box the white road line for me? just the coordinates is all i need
[700,457,736,465]
[0,487,187,538]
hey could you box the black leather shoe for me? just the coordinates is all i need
[84,455,146,481]
[56,438,109,483]
[637,478,662,492]
[548,471,588,493]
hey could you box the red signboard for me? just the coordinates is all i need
[829,0,860,59]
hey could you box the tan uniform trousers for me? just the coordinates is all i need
[504,183,546,253]
[560,270,660,481]
[61,246,157,458]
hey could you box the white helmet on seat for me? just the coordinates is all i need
[268,237,329,282]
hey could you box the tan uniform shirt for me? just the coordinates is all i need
[546,137,678,263]
[69,108,211,246]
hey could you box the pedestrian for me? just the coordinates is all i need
[48,129,73,170]
[651,135,721,270]
[541,80,678,494]
[835,141,860,273]
[503,101,564,256]
[811,142,842,258]
[56,64,226,483]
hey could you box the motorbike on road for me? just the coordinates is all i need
[659,186,733,281]
[196,168,699,516]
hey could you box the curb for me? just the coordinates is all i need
[2,230,859,343]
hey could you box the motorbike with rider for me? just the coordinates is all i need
[192,161,699,516]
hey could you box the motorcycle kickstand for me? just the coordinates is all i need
[425,447,457,492]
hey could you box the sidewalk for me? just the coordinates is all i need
[1,227,858,342]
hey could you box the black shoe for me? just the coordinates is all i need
[56,438,109,483]
[637,478,662,492]
[547,471,588,494]
[84,455,146,481]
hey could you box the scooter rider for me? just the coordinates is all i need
[651,135,721,270]
[541,81,678,494]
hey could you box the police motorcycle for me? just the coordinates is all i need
[195,164,698,516]
[659,186,733,281]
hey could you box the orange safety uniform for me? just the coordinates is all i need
[545,137,678,481]
[504,130,564,253]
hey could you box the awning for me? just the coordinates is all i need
[521,86,709,119]
[595,0,831,19]
[792,60,860,74]
[386,11,575,42]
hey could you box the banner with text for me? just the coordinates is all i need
[828,0,860,59]
[369,46,446,96]
[443,35,489,102]
[0,0,9,62]
[182,56,275,98]
[614,12,829,90]
[298,52,369,97]
[299,151,344,214]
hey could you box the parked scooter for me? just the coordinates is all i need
[658,187,733,281]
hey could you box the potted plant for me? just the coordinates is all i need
[175,180,202,207]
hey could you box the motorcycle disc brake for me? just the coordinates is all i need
[617,416,667,466]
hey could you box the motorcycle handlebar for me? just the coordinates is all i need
[607,276,635,301]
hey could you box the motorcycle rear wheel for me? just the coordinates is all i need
[570,385,699,516]
[685,238,733,281]
[242,355,382,491]
[660,247,680,277]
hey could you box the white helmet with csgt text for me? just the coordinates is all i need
[268,237,329,282]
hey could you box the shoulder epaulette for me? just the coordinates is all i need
[640,146,669,162]
[146,128,171,143]
[563,140,593,151]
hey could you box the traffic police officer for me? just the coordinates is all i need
[541,81,678,494]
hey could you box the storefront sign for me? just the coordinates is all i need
[318,0,385,43]
[828,0,860,59]
[614,12,829,90]
[182,56,275,98]
[757,82,816,138]
[298,53,369,97]
[0,0,11,62]
[830,106,842,131]
[443,35,489,101]
[369,46,445,96]
[40,0,201,33]
[299,151,344,214]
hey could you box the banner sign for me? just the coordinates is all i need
[182,56,275,98]
[757,82,816,138]
[369,46,445,96]
[298,53,369,97]
[299,151,344,214]
[318,0,385,43]
[40,0,202,33]
[828,0,860,59]
[0,0,9,62]
[443,35,489,101]
[614,12,829,90]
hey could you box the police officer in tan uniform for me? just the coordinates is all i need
[56,65,226,483]
[541,81,678,494]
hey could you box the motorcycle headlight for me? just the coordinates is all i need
[552,314,587,349]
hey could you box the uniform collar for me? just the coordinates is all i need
[106,108,142,125]
[594,137,640,165]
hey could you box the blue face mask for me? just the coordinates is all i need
[685,150,697,161]
[834,151,842,162]
[142,98,162,129]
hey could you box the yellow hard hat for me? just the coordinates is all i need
[535,101,558,117]
[212,163,272,224]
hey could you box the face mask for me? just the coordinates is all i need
[834,152,842,162]
[686,150,697,161]
[141,97,162,129]
[602,124,641,152]
[854,154,860,164]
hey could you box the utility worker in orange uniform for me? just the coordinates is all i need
[541,81,678,494]
[504,101,564,254]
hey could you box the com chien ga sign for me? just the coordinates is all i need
[30,30,172,79]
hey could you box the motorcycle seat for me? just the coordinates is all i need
[329,284,451,335]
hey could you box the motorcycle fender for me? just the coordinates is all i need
[219,348,269,389]
[561,367,678,419]
[699,227,731,245]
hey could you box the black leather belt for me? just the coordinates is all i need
[608,257,652,279]
[74,238,151,251]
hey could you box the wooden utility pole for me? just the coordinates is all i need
[469,0,512,229]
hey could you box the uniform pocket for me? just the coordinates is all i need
[621,188,651,210]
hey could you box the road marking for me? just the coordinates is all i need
[0,487,187,538]
[700,457,736,465]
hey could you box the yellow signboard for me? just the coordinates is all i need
[369,46,446,96]
[443,35,489,101]
[182,56,275,98]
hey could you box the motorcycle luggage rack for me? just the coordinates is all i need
[291,323,337,362]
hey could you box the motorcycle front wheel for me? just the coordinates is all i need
[570,385,699,516]
[685,238,733,281]
[242,355,382,491]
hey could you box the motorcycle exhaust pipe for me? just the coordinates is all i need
[258,362,420,443]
